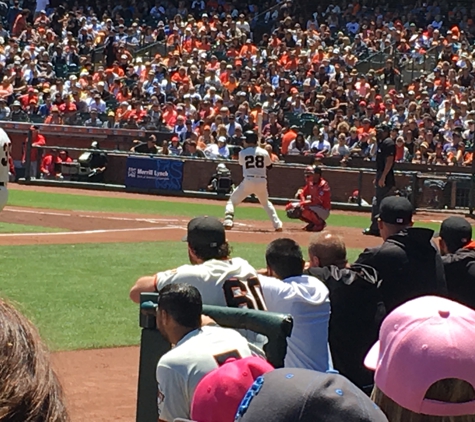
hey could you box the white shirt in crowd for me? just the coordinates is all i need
[239,146,271,178]
[259,274,333,372]
[311,139,331,153]
[0,128,11,183]
[155,258,259,307]
[157,326,254,421]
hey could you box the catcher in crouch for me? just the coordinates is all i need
[286,166,331,232]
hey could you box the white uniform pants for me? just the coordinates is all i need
[309,205,330,221]
[225,178,282,229]
[0,186,8,211]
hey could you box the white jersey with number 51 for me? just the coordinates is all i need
[0,128,11,184]
[239,146,271,178]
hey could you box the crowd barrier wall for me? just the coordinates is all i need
[101,154,412,203]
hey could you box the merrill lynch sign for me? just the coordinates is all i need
[128,168,169,179]
[125,157,183,191]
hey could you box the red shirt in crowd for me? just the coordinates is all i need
[22,132,46,163]
[299,177,331,210]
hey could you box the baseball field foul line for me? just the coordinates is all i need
[0,226,185,237]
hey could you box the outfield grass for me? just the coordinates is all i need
[9,189,441,231]
[0,222,65,233]
[0,240,360,351]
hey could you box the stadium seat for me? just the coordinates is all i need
[135,292,293,422]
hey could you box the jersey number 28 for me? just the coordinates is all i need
[244,156,264,169]
[223,277,267,310]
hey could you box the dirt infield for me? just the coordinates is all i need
[3,184,462,421]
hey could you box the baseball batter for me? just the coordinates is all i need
[0,128,11,211]
[223,131,282,231]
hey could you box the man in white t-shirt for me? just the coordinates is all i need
[223,130,282,231]
[259,238,333,372]
[130,216,267,311]
[155,283,255,422]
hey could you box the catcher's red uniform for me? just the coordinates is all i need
[299,178,331,210]
[297,178,331,231]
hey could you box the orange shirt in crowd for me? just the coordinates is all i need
[240,43,257,58]
[163,109,178,127]
[281,129,297,155]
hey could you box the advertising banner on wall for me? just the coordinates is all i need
[125,156,183,191]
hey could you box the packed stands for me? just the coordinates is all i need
[0,0,474,165]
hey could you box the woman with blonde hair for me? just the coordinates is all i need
[0,298,70,421]
[365,296,475,422]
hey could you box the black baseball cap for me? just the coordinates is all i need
[183,216,226,249]
[376,124,390,132]
[377,196,413,225]
[438,216,472,252]
[235,368,388,422]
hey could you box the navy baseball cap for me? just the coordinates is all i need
[438,216,472,251]
[183,216,226,249]
[377,196,413,225]
[235,368,388,422]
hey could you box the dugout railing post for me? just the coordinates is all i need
[135,292,293,422]
[24,127,33,181]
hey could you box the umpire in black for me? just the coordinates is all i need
[356,196,447,314]
[363,124,395,237]
[438,216,475,309]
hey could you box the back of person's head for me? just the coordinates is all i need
[365,296,475,422]
[185,216,231,262]
[308,232,347,269]
[158,283,202,329]
[0,298,70,421]
[235,368,388,422]
[191,357,274,422]
[266,238,304,280]
[438,216,473,254]
[377,196,414,240]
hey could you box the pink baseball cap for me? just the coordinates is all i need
[190,357,273,422]
[365,295,475,416]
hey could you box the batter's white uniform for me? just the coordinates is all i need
[224,146,282,230]
[0,129,11,211]
[156,326,254,421]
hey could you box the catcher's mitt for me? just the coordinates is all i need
[285,202,302,219]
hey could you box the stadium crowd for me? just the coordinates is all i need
[1,0,475,165]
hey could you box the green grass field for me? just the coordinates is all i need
[8,189,441,231]
[0,240,360,351]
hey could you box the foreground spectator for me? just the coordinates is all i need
[356,196,447,313]
[155,283,257,422]
[366,296,475,421]
[190,356,273,422]
[260,238,332,372]
[0,297,70,421]
[235,368,388,422]
[306,232,383,392]
[438,216,475,310]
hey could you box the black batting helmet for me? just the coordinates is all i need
[244,130,258,144]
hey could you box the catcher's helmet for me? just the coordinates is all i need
[244,130,258,144]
